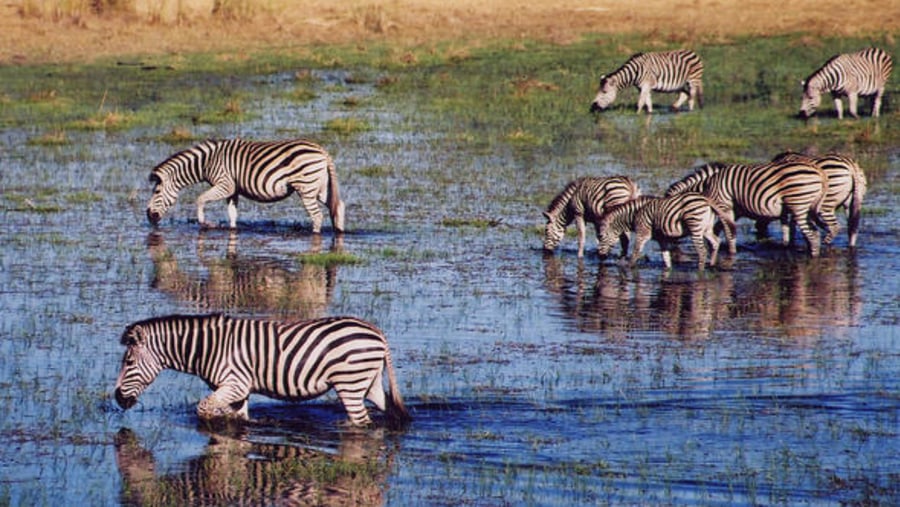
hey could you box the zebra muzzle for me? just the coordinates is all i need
[115,389,137,410]
[146,209,162,225]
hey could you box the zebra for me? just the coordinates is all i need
[800,47,893,119]
[770,151,868,246]
[146,138,345,233]
[596,193,733,270]
[665,160,831,257]
[542,175,641,257]
[114,313,410,427]
[590,50,704,113]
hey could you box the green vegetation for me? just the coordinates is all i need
[295,251,364,267]
[2,34,897,177]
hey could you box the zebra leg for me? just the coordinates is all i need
[334,386,372,426]
[815,203,840,244]
[873,89,884,117]
[195,183,234,228]
[295,187,324,234]
[705,228,720,267]
[847,93,860,119]
[638,86,653,113]
[690,231,708,271]
[226,196,239,229]
[575,215,586,258]
[672,91,689,111]
[795,212,822,257]
[628,230,650,267]
[834,97,844,119]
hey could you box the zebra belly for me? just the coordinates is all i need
[236,183,294,203]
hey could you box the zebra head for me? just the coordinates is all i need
[799,80,821,118]
[146,171,178,226]
[595,218,618,257]
[590,75,617,112]
[542,211,566,252]
[114,323,164,410]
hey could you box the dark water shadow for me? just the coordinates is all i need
[541,250,862,341]
[146,230,339,320]
[114,425,394,506]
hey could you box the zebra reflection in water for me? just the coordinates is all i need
[147,231,338,320]
[542,252,861,342]
[114,427,391,506]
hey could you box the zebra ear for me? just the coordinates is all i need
[121,324,145,346]
[542,210,553,221]
[148,173,161,185]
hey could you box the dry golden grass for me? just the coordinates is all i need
[2,0,899,64]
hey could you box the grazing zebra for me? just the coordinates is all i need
[665,160,831,257]
[114,314,410,427]
[543,175,641,257]
[146,138,345,233]
[590,50,704,113]
[800,47,893,119]
[596,193,733,270]
[770,152,868,246]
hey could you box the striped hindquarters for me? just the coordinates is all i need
[217,139,332,203]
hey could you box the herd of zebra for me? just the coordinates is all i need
[115,45,887,429]
[541,151,867,269]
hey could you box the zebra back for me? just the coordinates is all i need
[607,50,704,91]
[804,47,893,96]
[665,162,736,196]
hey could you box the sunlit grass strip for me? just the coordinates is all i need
[295,251,364,266]
[323,117,371,135]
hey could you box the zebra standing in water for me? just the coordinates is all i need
[146,138,345,233]
[770,152,868,246]
[800,47,893,119]
[114,314,410,427]
[590,50,704,113]
[542,175,641,257]
[665,160,831,257]
[595,193,734,270]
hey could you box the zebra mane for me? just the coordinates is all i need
[665,162,730,196]
[603,53,645,87]
[599,195,657,235]
[150,139,225,182]
[121,313,226,345]
[544,178,581,218]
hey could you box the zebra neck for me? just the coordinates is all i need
[155,314,231,378]
[609,64,638,88]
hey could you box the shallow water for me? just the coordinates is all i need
[0,69,898,506]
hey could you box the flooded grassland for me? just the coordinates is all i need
[1,34,898,505]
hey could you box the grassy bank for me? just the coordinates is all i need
[1,32,898,185]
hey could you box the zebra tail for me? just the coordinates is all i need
[326,155,345,233]
[848,162,868,243]
[384,347,411,426]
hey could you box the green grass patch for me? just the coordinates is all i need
[441,217,503,228]
[322,117,372,135]
[295,251,364,267]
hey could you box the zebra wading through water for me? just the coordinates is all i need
[800,47,893,119]
[146,138,345,233]
[590,49,704,113]
[770,152,868,246]
[595,193,734,270]
[542,175,642,257]
[665,160,831,257]
[114,314,410,427]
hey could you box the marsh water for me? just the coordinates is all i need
[1,69,898,506]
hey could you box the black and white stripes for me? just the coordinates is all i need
[147,138,345,233]
[800,47,893,119]
[590,50,704,113]
[114,314,410,427]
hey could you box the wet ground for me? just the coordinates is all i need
[1,71,898,505]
